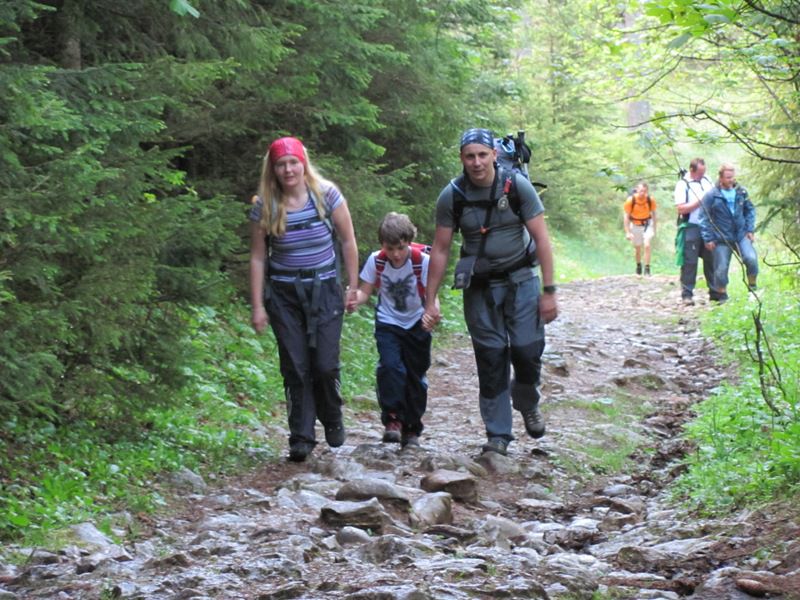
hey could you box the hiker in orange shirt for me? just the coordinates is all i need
[623,181,657,275]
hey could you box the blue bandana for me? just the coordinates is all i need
[460,128,494,149]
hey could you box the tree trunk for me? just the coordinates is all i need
[57,0,82,70]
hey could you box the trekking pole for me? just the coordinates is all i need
[517,130,529,178]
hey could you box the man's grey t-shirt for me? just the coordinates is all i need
[435,170,544,274]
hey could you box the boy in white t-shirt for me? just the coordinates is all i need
[347,212,437,448]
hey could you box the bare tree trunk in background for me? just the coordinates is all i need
[57,0,82,70]
[624,10,649,127]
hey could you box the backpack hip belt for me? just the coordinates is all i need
[467,252,538,285]
[268,261,337,280]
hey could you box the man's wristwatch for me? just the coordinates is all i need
[542,285,557,294]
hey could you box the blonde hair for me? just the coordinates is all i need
[257,144,330,237]
[718,162,736,182]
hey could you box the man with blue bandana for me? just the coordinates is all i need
[422,128,559,456]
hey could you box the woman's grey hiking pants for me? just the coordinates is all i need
[266,277,345,447]
[463,273,545,442]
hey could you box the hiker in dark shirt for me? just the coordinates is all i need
[422,127,558,457]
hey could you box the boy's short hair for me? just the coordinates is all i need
[378,212,417,245]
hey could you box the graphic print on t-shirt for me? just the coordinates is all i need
[382,273,416,313]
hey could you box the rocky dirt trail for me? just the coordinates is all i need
[3,276,800,599]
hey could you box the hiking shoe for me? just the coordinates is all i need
[636,263,642,276]
[401,432,420,448]
[288,441,314,462]
[383,420,402,444]
[482,438,509,456]
[522,406,546,439]
[324,422,346,448]
[644,265,651,276]
[682,297,695,306]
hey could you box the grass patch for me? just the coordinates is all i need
[673,255,800,513]
[1,303,282,543]
[552,225,678,281]
[552,394,652,479]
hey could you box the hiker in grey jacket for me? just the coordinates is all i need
[422,127,558,457]
[700,163,758,301]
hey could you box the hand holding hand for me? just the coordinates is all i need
[345,288,360,313]
[422,306,441,332]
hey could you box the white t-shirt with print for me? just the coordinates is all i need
[360,251,428,329]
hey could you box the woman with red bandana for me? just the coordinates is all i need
[249,137,359,462]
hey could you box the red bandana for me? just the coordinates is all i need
[268,137,307,165]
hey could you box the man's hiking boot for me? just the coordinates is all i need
[748,276,758,292]
[324,422,346,448]
[482,438,509,456]
[636,263,642,276]
[288,441,314,462]
[383,419,402,444]
[401,432,420,449]
[682,297,695,306]
[644,265,651,276]
[522,406,546,439]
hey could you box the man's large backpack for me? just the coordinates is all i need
[493,130,547,193]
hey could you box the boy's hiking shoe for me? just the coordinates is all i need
[383,420,402,443]
[522,407,546,439]
[401,432,420,448]
[482,438,509,456]
[644,265,651,276]
[324,423,346,448]
[288,441,314,462]
[636,263,642,276]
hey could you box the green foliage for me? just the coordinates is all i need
[1,0,521,425]
[640,0,800,244]
[0,302,282,542]
[0,57,241,422]
[478,0,681,236]
[674,256,800,512]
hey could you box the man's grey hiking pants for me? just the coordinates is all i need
[463,271,545,442]
[266,277,345,447]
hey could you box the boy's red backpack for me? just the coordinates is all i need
[374,242,431,301]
